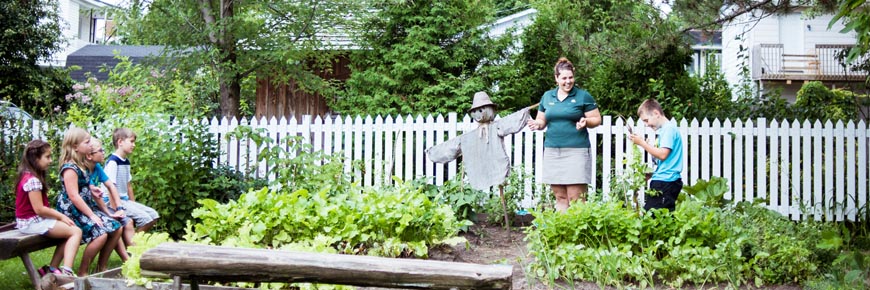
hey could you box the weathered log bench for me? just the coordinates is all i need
[0,223,65,290]
[140,242,513,290]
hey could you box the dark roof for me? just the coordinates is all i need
[66,45,167,82]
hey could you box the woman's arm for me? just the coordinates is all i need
[582,108,602,129]
[62,168,103,226]
[527,111,547,130]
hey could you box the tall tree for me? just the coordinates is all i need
[502,0,697,118]
[112,0,362,117]
[335,0,519,116]
[0,0,72,116]
[829,0,870,61]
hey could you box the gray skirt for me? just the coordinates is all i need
[541,147,591,185]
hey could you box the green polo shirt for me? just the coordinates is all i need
[538,87,598,148]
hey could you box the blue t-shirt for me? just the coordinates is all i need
[651,121,683,182]
[538,87,598,148]
[89,163,109,186]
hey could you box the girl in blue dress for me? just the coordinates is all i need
[56,127,123,276]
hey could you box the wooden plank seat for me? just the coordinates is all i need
[140,242,513,290]
[0,223,65,290]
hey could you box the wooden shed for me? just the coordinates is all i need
[255,55,351,121]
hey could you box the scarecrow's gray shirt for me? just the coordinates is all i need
[425,108,530,191]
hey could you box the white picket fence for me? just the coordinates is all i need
[4,114,868,221]
[208,114,869,222]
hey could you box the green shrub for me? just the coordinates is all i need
[63,57,227,237]
[527,176,831,288]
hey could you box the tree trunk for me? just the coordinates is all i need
[219,76,241,118]
[216,0,240,118]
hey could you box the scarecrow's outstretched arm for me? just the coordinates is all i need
[425,137,461,163]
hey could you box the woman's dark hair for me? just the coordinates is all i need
[18,139,51,192]
[553,57,574,76]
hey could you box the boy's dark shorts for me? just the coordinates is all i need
[644,179,683,212]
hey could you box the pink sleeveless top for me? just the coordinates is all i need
[15,172,49,219]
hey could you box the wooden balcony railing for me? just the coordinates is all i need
[752,44,869,81]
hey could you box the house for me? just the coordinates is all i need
[687,30,723,77]
[39,0,115,67]
[721,7,868,100]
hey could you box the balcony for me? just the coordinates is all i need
[752,44,869,81]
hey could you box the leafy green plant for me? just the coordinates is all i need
[609,143,652,212]
[121,232,174,286]
[414,170,485,224]
[679,176,730,208]
[527,177,833,288]
[185,181,468,258]
[483,166,538,226]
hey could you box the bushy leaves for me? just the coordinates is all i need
[186,180,468,258]
[0,0,73,114]
[66,59,226,237]
[526,186,830,288]
[503,0,697,119]
[111,0,363,117]
[336,0,520,116]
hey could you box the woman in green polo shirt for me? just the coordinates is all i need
[527,57,602,212]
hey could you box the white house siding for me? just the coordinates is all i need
[38,0,106,67]
[804,16,857,47]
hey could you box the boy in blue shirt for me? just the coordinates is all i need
[628,99,683,212]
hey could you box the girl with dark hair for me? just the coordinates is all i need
[15,139,82,276]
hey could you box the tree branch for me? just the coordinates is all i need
[197,0,219,44]
[681,0,782,32]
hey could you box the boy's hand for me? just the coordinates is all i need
[629,133,646,146]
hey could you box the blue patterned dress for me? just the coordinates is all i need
[56,163,121,244]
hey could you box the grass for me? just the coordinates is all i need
[0,245,125,289]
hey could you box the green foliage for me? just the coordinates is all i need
[336,0,521,116]
[482,166,540,225]
[187,124,468,258]
[527,177,834,288]
[415,173,485,223]
[201,165,268,204]
[795,81,859,121]
[829,0,870,62]
[609,143,652,210]
[680,176,730,208]
[504,0,697,119]
[111,0,363,117]
[224,126,354,196]
[64,59,231,237]
[121,232,174,286]
[0,0,74,115]
[186,182,468,258]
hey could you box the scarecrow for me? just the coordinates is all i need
[425,91,530,228]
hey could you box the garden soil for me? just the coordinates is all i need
[427,216,804,290]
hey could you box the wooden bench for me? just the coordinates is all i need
[0,223,65,290]
[140,242,514,290]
